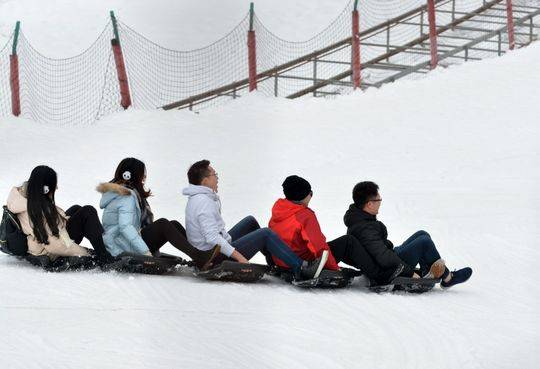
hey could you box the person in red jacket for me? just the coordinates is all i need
[269,175,401,283]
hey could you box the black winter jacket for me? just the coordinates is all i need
[343,204,414,277]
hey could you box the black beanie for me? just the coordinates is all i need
[282,175,311,202]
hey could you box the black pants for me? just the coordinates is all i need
[65,205,112,260]
[141,218,197,258]
[328,235,394,283]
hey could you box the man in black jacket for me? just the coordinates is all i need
[344,181,472,288]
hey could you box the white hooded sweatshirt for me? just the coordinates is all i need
[182,184,235,257]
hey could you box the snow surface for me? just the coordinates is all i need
[1,1,540,368]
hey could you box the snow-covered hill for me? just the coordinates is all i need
[1,1,539,369]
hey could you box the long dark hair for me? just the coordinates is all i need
[27,165,63,244]
[111,157,151,199]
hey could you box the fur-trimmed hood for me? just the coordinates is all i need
[97,182,133,209]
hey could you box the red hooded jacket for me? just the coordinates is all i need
[269,198,339,271]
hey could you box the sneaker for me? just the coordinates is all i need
[194,245,221,271]
[424,259,446,279]
[297,250,329,280]
[440,267,473,289]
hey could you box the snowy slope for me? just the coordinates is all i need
[1,0,539,368]
[1,40,539,368]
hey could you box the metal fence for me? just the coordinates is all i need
[1,0,539,125]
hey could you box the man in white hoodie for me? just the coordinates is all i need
[182,160,328,280]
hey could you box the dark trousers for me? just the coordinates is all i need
[329,235,393,282]
[394,230,442,276]
[215,216,303,272]
[141,218,197,258]
[65,205,112,260]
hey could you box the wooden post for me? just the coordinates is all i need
[427,0,438,69]
[110,11,132,109]
[506,0,515,50]
[248,3,257,92]
[10,21,21,117]
[351,1,361,90]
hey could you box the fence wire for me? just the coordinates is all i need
[0,0,539,123]
[15,22,121,125]
[118,15,250,111]
[0,35,13,119]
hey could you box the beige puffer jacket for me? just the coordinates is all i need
[6,184,89,258]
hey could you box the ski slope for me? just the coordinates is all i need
[1,1,539,368]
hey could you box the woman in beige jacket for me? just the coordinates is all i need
[7,166,112,261]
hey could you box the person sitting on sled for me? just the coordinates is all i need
[182,160,327,279]
[269,175,402,284]
[344,181,472,288]
[6,165,114,264]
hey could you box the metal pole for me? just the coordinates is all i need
[506,0,515,50]
[427,0,439,69]
[313,58,318,97]
[386,24,391,61]
[110,11,120,43]
[464,46,469,61]
[352,9,361,89]
[530,18,534,43]
[451,0,456,30]
[498,31,502,55]
[12,21,20,55]
[248,3,257,92]
[420,9,425,46]
[274,73,278,97]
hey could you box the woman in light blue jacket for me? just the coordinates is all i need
[97,158,219,270]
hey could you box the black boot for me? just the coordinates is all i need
[296,250,329,280]
[192,245,221,271]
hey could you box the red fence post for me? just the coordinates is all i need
[10,21,21,117]
[111,39,131,109]
[110,11,131,109]
[427,0,438,69]
[248,3,257,92]
[351,3,361,90]
[9,55,21,117]
[506,0,515,50]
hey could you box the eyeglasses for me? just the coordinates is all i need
[206,172,218,178]
[369,198,382,202]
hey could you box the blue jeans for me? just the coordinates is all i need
[394,230,442,275]
[227,216,303,272]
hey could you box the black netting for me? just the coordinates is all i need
[118,15,250,111]
[16,22,121,126]
[0,0,539,123]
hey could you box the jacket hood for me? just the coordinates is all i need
[182,184,218,200]
[96,182,131,209]
[343,203,375,228]
[271,198,307,222]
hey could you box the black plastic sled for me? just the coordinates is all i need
[196,260,269,283]
[23,254,97,272]
[272,267,361,289]
[113,253,189,275]
[3,250,188,275]
[369,276,440,293]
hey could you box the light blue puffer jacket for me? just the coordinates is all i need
[96,182,150,256]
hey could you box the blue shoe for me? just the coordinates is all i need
[441,267,472,288]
